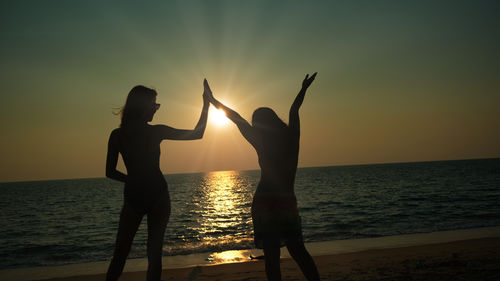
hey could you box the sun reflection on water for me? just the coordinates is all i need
[164,170,260,257]
[207,249,259,264]
[187,170,254,249]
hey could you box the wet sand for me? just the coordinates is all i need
[33,237,500,281]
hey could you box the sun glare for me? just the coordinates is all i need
[211,108,229,126]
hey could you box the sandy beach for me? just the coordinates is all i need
[2,228,499,281]
[23,236,500,281]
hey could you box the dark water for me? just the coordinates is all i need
[1,158,499,269]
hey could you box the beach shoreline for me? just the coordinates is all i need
[2,227,500,281]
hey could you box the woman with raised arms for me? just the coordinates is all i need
[205,73,320,281]
[105,81,210,281]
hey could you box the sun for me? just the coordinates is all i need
[211,108,230,126]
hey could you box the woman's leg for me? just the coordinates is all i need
[286,241,320,281]
[146,193,170,281]
[263,241,281,281]
[106,202,143,281]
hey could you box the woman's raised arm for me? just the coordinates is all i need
[156,79,210,140]
[289,72,317,134]
[205,81,259,147]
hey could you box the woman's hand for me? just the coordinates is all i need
[203,79,214,103]
[301,72,317,90]
[289,72,317,133]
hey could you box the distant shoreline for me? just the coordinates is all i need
[2,226,499,281]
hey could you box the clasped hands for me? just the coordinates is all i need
[201,72,317,105]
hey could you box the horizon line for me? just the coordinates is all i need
[1,156,499,184]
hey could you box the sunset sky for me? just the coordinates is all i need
[1,1,499,182]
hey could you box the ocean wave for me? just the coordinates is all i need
[1,159,500,269]
[164,237,255,256]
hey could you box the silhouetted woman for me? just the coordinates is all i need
[105,81,210,281]
[206,73,319,281]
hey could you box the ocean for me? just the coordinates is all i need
[1,158,499,270]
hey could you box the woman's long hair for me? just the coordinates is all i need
[252,107,288,136]
[119,85,157,127]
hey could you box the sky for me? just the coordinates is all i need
[1,1,499,182]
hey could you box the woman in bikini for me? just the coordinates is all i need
[205,73,320,281]
[105,80,210,281]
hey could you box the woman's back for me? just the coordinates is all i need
[203,74,320,280]
[255,128,300,194]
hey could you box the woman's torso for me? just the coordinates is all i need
[114,124,168,213]
[254,128,299,196]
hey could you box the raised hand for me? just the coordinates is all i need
[203,79,214,102]
[290,72,317,129]
[301,72,317,90]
